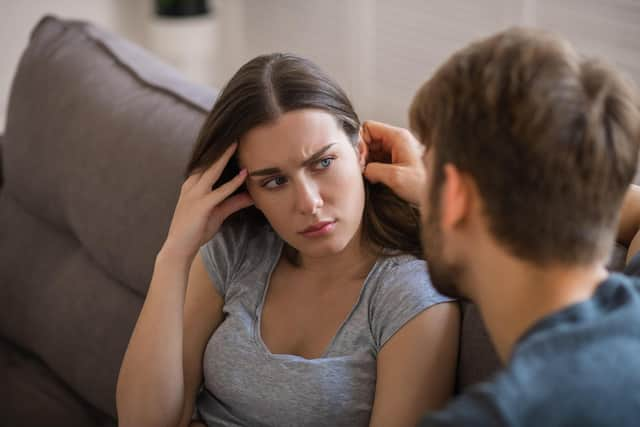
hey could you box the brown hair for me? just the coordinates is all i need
[186,53,421,259]
[410,27,640,265]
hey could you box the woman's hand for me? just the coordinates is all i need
[162,143,254,262]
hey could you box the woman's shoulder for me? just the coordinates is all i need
[376,251,429,281]
[368,250,452,304]
[199,217,280,291]
[366,251,454,351]
[207,216,279,255]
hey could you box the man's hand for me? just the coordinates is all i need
[362,120,425,206]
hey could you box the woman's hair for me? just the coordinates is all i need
[186,53,422,259]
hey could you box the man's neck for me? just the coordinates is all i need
[469,251,608,363]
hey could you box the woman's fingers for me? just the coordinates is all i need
[166,145,252,261]
[182,171,201,192]
[206,168,250,208]
[214,192,255,223]
[197,142,238,193]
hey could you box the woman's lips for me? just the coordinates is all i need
[299,220,336,237]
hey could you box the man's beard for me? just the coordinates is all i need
[421,195,468,301]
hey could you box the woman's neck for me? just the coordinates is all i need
[292,232,378,282]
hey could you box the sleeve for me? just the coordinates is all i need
[198,220,251,297]
[417,385,509,427]
[370,257,455,352]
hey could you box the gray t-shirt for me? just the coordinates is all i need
[196,220,452,427]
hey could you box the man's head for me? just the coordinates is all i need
[409,27,640,298]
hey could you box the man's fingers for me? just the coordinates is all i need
[365,162,423,206]
[362,120,411,150]
[364,162,395,186]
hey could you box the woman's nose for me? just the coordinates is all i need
[294,178,323,215]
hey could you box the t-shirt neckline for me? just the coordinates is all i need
[253,237,384,361]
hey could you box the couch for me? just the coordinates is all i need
[1,15,550,427]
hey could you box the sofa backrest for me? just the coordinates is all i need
[0,15,503,419]
[0,15,216,417]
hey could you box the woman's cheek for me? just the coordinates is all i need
[247,186,268,212]
[252,192,284,219]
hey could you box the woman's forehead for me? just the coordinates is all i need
[238,110,351,166]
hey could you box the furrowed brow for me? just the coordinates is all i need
[301,143,336,167]
[248,143,336,177]
[248,167,282,177]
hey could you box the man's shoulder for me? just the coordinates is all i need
[511,276,640,376]
[417,378,509,427]
[420,350,640,426]
[419,281,640,427]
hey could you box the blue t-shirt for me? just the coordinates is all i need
[419,269,640,427]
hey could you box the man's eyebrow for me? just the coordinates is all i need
[248,143,336,177]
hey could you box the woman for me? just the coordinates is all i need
[116,53,459,427]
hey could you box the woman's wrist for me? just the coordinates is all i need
[155,244,195,275]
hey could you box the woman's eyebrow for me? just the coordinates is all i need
[248,143,336,177]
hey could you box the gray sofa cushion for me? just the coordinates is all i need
[456,303,502,391]
[11,12,620,423]
[3,15,216,297]
[0,338,114,427]
[0,15,215,420]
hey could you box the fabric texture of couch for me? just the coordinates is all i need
[0,15,504,427]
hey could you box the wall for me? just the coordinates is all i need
[0,0,149,132]
[1,1,639,132]
[213,0,640,127]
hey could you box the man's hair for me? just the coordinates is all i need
[409,27,640,265]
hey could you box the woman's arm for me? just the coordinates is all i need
[115,250,193,427]
[116,252,224,427]
[116,143,252,427]
[177,254,225,427]
[368,302,460,427]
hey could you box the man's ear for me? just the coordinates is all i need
[356,136,368,171]
[441,164,471,230]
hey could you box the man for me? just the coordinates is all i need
[362,27,640,426]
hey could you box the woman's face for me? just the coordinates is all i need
[238,109,367,258]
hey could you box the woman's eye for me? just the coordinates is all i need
[263,176,287,189]
[316,157,334,170]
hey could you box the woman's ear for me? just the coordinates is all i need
[356,135,368,172]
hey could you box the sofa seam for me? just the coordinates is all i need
[1,188,147,299]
